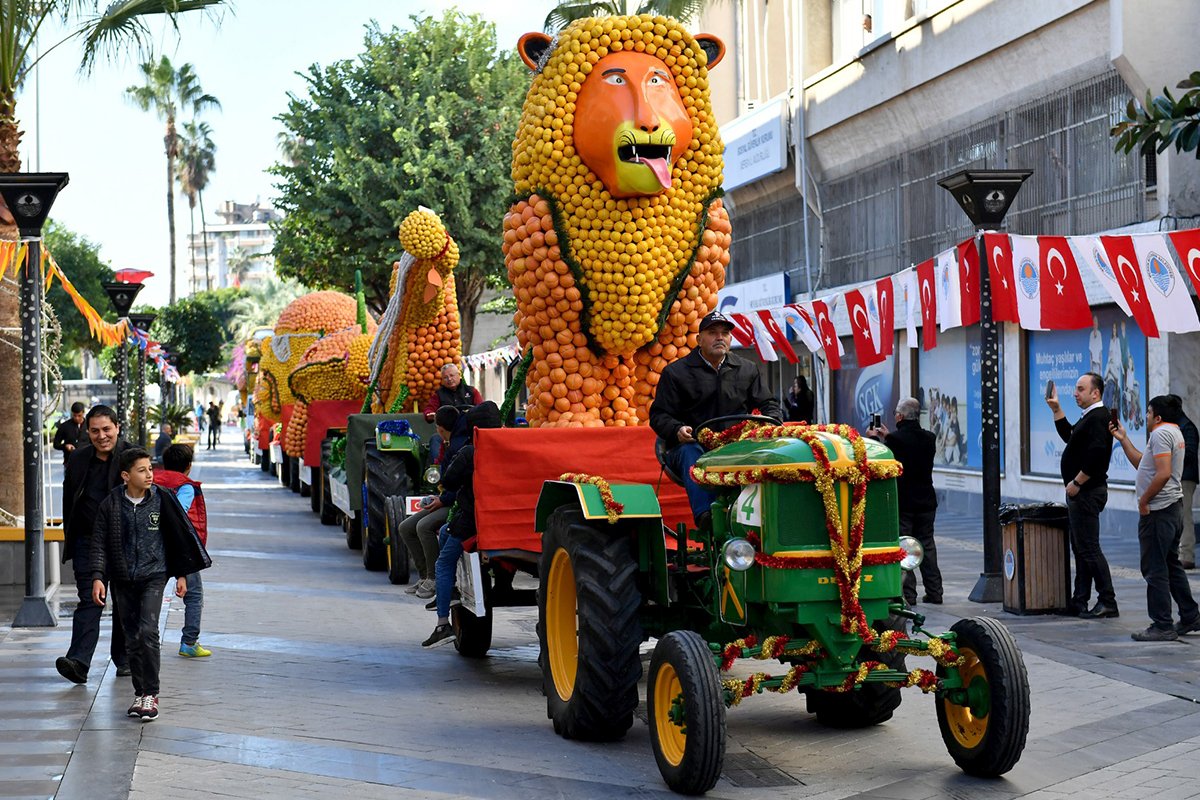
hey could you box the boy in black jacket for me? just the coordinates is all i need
[90,447,211,721]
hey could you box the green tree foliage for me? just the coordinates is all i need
[544,0,715,32]
[271,11,526,352]
[150,296,224,375]
[1112,71,1200,159]
[43,221,115,357]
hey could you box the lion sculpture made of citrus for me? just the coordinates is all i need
[507,15,729,427]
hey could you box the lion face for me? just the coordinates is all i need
[574,52,692,198]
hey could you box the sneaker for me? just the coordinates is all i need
[127,696,144,718]
[422,624,455,647]
[404,580,422,595]
[1131,626,1179,642]
[140,695,159,721]
[424,588,461,610]
[55,657,87,685]
[115,664,132,677]
[1175,616,1200,635]
[415,580,436,599]
[179,641,212,658]
[922,595,943,605]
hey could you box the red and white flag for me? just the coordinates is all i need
[1037,236,1092,330]
[845,288,885,367]
[935,246,962,331]
[916,258,937,350]
[812,299,841,370]
[755,309,799,363]
[1009,235,1043,329]
[1071,236,1132,317]
[1169,229,1200,296]
[1131,234,1200,334]
[957,238,981,327]
[1100,235,1159,337]
[727,312,777,361]
[894,268,920,347]
[983,233,1020,323]
[782,303,823,353]
[875,275,895,356]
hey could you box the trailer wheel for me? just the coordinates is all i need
[362,441,408,572]
[648,630,726,795]
[289,456,302,494]
[309,466,321,512]
[537,505,642,741]
[808,614,907,728]
[452,567,492,658]
[343,511,362,551]
[319,438,339,526]
[384,496,410,586]
[936,617,1029,777]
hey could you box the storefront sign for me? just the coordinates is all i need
[719,274,790,314]
[721,97,788,191]
[832,336,898,430]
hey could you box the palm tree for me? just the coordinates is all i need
[225,245,266,288]
[126,56,220,303]
[544,0,714,32]
[177,119,216,290]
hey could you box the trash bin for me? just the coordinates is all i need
[999,503,1070,615]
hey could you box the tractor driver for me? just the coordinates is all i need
[650,311,783,523]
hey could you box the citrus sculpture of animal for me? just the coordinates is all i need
[508,15,729,427]
[366,208,463,413]
[283,319,377,458]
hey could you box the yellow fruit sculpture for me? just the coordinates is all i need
[509,15,729,427]
[284,325,376,458]
[366,208,463,413]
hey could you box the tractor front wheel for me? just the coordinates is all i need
[648,631,726,795]
[936,616,1030,777]
[384,496,410,586]
[362,442,408,572]
[537,505,642,741]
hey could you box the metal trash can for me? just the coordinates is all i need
[999,503,1070,615]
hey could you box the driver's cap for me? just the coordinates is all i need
[698,311,735,332]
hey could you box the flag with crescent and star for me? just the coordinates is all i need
[935,246,962,332]
[1036,236,1092,330]
[845,288,885,367]
[1071,236,1132,316]
[1100,235,1159,337]
[983,233,1020,323]
[1169,229,1200,299]
[1131,234,1200,334]
[812,299,841,370]
[727,312,778,361]
[957,238,981,327]
[875,275,895,356]
[916,258,937,350]
[755,308,799,363]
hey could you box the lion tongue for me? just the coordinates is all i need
[643,156,672,189]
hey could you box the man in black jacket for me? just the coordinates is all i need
[1048,372,1117,618]
[52,402,87,463]
[57,405,132,683]
[869,397,941,606]
[1170,395,1198,569]
[650,311,783,522]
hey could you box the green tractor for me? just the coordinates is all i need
[534,416,1029,795]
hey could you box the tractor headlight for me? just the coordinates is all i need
[722,538,757,572]
[899,536,924,571]
[423,465,441,485]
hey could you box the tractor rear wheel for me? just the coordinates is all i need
[808,614,907,728]
[936,617,1029,777]
[452,566,493,658]
[384,496,410,586]
[648,631,726,795]
[537,505,642,741]
[362,441,409,572]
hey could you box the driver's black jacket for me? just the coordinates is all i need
[650,349,782,447]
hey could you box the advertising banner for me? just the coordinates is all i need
[832,337,898,430]
[916,325,1002,471]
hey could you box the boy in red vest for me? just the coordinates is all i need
[157,444,212,657]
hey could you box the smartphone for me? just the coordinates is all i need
[1110,408,1120,427]
[870,413,882,429]
[1044,379,1055,399]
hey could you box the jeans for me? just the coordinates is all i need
[208,424,218,449]
[1177,479,1196,564]
[180,571,203,646]
[900,509,942,604]
[665,442,716,522]
[399,505,449,581]
[110,575,168,696]
[1066,486,1116,608]
[434,525,464,620]
[65,570,127,671]
[1138,499,1199,630]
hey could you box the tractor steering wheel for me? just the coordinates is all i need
[693,414,783,450]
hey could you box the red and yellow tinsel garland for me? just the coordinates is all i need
[558,472,624,524]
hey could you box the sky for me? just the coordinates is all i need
[23,0,560,306]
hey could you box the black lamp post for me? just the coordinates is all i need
[937,169,1032,603]
[128,312,157,447]
[102,280,143,433]
[0,172,69,628]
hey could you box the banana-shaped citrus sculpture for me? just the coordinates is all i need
[365,207,463,413]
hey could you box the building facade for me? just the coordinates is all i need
[187,200,280,293]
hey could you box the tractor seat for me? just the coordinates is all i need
[655,437,686,487]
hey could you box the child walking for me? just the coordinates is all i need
[156,443,212,657]
[90,447,211,721]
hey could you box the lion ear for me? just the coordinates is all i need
[517,32,553,71]
[695,34,725,69]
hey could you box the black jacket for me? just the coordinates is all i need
[90,485,211,582]
[442,445,477,541]
[1055,406,1113,488]
[884,419,937,513]
[62,439,133,564]
[1179,413,1199,484]
[650,350,783,446]
[52,418,86,456]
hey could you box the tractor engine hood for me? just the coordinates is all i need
[696,432,896,474]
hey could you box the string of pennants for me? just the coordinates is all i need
[462,343,523,371]
[730,228,1200,370]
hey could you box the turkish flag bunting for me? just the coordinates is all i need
[845,289,885,367]
[875,276,895,356]
[1130,234,1200,333]
[957,238,981,327]
[916,258,937,350]
[783,303,823,353]
[1037,236,1092,330]
[983,233,1020,323]
[1169,229,1200,297]
[812,299,841,370]
[727,312,777,361]
[1100,235,1159,337]
[755,309,799,363]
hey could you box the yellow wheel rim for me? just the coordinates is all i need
[653,661,686,767]
[384,514,392,570]
[546,548,578,702]
[943,646,989,749]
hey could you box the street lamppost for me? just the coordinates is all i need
[937,168,1032,603]
[128,312,157,447]
[0,172,69,628]
[101,280,143,432]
